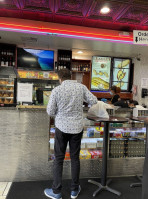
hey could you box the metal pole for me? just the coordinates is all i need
[101,122,109,186]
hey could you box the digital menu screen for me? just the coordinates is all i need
[112,58,131,91]
[91,56,111,91]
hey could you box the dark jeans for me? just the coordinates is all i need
[52,128,83,194]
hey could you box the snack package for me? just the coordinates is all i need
[50,154,55,160]
[89,150,102,159]
[65,152,70,160]
[80,150,91,159]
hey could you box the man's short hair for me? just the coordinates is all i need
[58,68,71,80]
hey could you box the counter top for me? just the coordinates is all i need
[0,107,17,110]
[87,114,129,123]
[0,105,47,111]
[17,105,46,109]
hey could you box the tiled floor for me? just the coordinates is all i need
[0,182,12,199]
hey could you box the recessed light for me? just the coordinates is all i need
[77,51,83,54]
[100,7,110,14]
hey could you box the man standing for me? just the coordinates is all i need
[44,69,97,199]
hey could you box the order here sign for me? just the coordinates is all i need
[133,30,148,44]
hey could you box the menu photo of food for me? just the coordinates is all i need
[91,56,111,91]
[113,58,131,90]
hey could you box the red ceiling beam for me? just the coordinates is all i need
[0,17,133,43]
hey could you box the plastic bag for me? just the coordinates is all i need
[88,101,109,119]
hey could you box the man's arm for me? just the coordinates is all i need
[83,85,98,105]
[47,89,57,116]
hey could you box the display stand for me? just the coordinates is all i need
[87,115,128,197]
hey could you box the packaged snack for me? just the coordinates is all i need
[80,150,91,159]
[89,150,102,159]
[50,154,55,160]
[87,128,94,137]
[65,152,70,160]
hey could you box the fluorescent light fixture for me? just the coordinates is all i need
[22,57,36,62]
[77,51,83,54]
[100,7,110,14]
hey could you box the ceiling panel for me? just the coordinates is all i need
[56,0,85,16]
[0,0,18,9]
[88,0,127,21]
[22,0,52,12]
[0,0,148,32]
[118,5,148,24]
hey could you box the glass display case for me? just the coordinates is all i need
[49,111,146,160]
[0,78,15,105]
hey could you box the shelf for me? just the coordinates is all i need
[110,137,146,140]
[0,97,13,99]
[0,90,14,92]
[0,54,14,57]
[0,77,14,80]
[58,60,71,62]
[0,84,14,87]
[72,71,90,73]
[0,65,14,68]
[110,130,146,133]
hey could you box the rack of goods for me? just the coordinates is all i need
[71,59,91,89]
[71,59,91,72]
[0,78,15,105]
[109,121,146,158]
[0,43,16,67]
[56,49,72,71]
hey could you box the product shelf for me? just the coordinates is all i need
[0,90,14,92]
[0,84,14,87]
[0,97,13,99]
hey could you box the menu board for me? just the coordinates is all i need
[112,58,130,90]
[91,56,111,91]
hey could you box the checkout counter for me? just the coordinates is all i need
[0,106,147,181]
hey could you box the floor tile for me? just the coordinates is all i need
[3,182,12,196]
[0,183,8,196]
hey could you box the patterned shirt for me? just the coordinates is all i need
[47,80,97,134]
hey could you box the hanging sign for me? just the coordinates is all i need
[133,30,148,44]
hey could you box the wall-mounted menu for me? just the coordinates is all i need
[112,58,131,91]
[91,56,111,91]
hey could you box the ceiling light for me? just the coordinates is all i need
[77,51,83,54]
[100,7,110,14]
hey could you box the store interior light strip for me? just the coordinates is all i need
[0,25,133,44]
